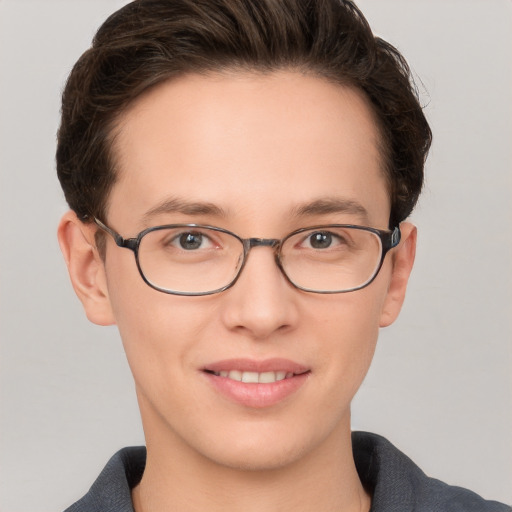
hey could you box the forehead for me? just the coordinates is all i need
[109,71,389,230]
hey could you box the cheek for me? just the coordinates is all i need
[110,293,221,419]
[315,278,390,389]
[103,256,206,387]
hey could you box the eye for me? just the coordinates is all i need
[172,231,214,251]
[304,231,345,249]
[308,231,332,249]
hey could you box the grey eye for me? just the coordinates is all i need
[178,232,204,250]
[309,232,333,249]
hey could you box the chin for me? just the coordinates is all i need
[195,416,343,473]
[202,438,311,472]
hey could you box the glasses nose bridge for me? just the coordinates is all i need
[242,237,283,268]
[247,237,281,249]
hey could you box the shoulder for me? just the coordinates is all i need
[63,446,146,512]
[352,431,511,512]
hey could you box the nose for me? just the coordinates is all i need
[220,245,300,340]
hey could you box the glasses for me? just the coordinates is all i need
[94,218,401,296]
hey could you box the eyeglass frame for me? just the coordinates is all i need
[93,217,401,296]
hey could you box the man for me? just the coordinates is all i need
[55,0,510,511]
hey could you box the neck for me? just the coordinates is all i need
[132,399,370,512]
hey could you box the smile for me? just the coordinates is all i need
[206,370,301,383]
[202,359,310,408]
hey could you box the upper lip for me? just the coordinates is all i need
[202,358,309,374]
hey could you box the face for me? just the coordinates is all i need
[60,71,415,472]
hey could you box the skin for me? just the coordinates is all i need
[58,71,416,512]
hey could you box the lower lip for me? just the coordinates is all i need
[203,372,310,408]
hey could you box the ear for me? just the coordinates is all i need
[57,211,115,326]
[379,222,417,328]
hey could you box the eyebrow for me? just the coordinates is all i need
[142,196,369,225]
[291,198,370,223]
[142,197,228,223]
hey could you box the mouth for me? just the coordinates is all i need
[201,359,310,408]
[203,369,308,383]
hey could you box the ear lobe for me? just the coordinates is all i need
[57,211,115,326]
[379,222,417,328]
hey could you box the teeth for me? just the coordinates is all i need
[214,370,294,383]
[241,371,259,383]
[228,370,242,381]
[259,371,277,383]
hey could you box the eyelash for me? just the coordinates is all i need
[299,231,348,250]
[166,230,218,251]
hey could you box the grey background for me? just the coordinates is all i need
[0,1,510,510]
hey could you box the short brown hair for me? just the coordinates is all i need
[56,0,432,228]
